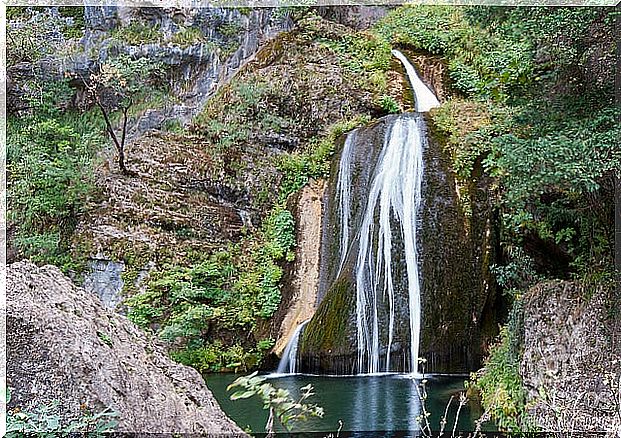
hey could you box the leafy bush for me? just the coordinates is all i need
[7,80,104,270]
[468,326,530,432]
[228,372,324,433]
[379,95,400,114]
[6,391,118,436]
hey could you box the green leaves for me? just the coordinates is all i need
[227,372,324,433]
[7,89,103,269]
[468,326,530,432]
[6,400,119,437]
[374,5,534,100]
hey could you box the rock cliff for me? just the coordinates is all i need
[520,280,620,433]
[6,261,245,434]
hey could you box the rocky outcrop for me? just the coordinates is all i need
[299,112,499,374]
[6,261,245,434]
[316,6,390,30]
[273,179,326,357]
[520,281,620,433]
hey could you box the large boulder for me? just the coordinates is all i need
[520,280,620,433]
[6,261,245,434]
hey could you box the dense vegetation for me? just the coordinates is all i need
[370,5,617,430]
[7,5,617,431]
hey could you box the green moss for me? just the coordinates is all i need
[301,276,354,353]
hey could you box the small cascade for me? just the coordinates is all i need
[276,320,310,374]
[391,49,440,111]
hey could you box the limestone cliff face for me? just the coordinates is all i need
[520,281,620,433]
[6,261,245,434]
[273,180,326,357]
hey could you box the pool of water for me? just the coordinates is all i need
[205,373,492,434]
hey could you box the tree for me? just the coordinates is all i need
[81,56,163,174]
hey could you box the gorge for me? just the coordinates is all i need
[6,4,619,435]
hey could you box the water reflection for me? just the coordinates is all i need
[205,374,485,434]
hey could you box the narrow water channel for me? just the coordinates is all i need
[205,373,492,434]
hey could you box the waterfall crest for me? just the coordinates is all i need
[391,49,440,112]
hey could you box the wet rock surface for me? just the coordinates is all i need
[6,261,245,434]
[300,113,499,374]
[520,280,620,433]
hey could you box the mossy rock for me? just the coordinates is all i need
[300,275,355,355]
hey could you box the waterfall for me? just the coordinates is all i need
[276,320,310,374]
[331,50,439,374]
[336,132,356,272]
[391,49,440,112]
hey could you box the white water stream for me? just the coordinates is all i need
[276,320,310,374]
[352,50,439,374]
[276,50,440,376]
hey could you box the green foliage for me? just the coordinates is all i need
[110,21,163,45]
[228,372,324,433]
[170,26,206,48]
[7,80,103,270]
[58,7,85,39]
[193,79,269,151]
[84,55,166,112]
[491,246,539,296]
[172,339,274,373]
[277,115,371,202]
[379,95,400,114]
[374,6,533,100]
[319,27,392,93]
[126,205,296,372]
[422,6,617,276]
[6,391,118,436]
[468,326,530,432]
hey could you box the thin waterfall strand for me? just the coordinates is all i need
[336,133,356,272]
[276,320,310,374]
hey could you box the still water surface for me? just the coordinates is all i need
[205,373,492,434]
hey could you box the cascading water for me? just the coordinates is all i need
[332,50,440,375]
[391,49,440,112]
[276,320,310,374]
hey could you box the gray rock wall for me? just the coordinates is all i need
[7,261,246,434]
[520,281,620,432]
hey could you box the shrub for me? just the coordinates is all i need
[468,325,530,432]
[7,80,104,270]
[6,391,118,436]
[228,372,324,433]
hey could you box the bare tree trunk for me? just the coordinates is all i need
[96,101,129,175]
